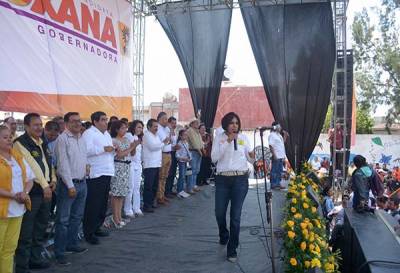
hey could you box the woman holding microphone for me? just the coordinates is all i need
[211,112,255,263]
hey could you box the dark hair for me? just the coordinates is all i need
[147,119,158,130]
[157,112,167,121]
[83,121,92,129]
[353,155,367,169]
[129,120,144,135]
[377,196,388,203]
[110,116,119,122]
[64,112,79,123]
[4,117,14,123]
[120,118,129,124]
[168,116,177,123]
[110,120,126,138]
[52,116,63,122]
[221,112,241,132]
[199,123,206,130]
[272,121,279,127]
[322,186,332,197]
[45,121,60,132]
[177,129,186,142]
[24,113,41,126]
[91,111,107,124]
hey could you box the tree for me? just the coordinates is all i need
[352,0,400,134]
[322,104,374,134]
[162,92,177,103]
[356,107,374,134]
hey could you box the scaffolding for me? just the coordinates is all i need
[132,0,146,120]
[332,0,350,192]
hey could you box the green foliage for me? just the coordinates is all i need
[356,108,374,134]
[352,0,400,133]
[322,104,332,133]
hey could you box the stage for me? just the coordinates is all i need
[40,180,286,273]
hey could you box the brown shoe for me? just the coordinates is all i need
[157,199,168,205]
[164,197,171,203]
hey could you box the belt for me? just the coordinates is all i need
[114,160,131,164]
[189,149,200,153]
[162,152,171,154]
[72,178,85,183]
[217,171,249,177]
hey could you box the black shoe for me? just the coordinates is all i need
[95,229,110,237]
[143,207,154,213]
[152,204,159,209]
[85,235,100,245]
[56,256,71,266]
[29,261,51,269]
[165,193,176,199]
[219,238,229,245]
[66,246,88,254]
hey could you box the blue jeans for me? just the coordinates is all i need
[190,151,202,190]
[271,158,284,187]
[215,175,249,257]
[54,181,87,258]
[177,162,191,193]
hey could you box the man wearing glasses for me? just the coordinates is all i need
[54,112,89,265]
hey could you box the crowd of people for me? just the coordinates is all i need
[0,110,215,273]
[320,154,400,251]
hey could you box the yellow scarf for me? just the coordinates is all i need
[0,148,27,218]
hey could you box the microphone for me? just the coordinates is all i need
[234,138,237,150]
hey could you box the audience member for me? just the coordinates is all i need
[0,125,34,273]
[14,113,54,272]
[176,129,192,197]
[82,111,114,245]
[4,117,18,140]
[156,112,172,205]
[165,117,180,198]
[109,121,135,228]
[54,112,88,265]
[124,120,144,218]
[187,119,203,193]
[198,123,212,186]
[52,116,65,133]
[142,119,166,213]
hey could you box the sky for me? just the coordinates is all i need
[143,0,386,115]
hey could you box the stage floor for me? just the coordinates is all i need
[41,180,286,273]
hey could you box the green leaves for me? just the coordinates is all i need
[352,0,400,133]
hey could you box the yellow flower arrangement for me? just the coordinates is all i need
[288,231,296,239]
[283,170,340,273]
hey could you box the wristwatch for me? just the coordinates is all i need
[25,191,29,195]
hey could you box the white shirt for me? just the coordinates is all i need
[211,132,253,173]
[268,131,286,159]
[8,158,35,217]
[125,132,142,169]
[142,130,163,169]
[82,126,114,178]
[311,160,321,171]
[157,125,171,153]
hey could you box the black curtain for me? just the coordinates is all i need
[155,1,232,128]
[240,2,335,171]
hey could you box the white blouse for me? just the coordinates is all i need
[211,132,254,173]
[7,158,35,217]
[125,132,142,169]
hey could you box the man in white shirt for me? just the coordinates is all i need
[82,111,115,245]
[165,116,180,198]
[155,112,172,205]
[142,119,169,212]
[268,121,288,190]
